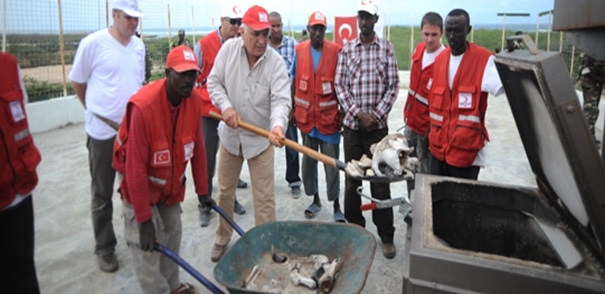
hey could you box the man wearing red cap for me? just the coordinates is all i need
[207,4,291,262]
[193,2,248,228]
[112,45,209,294]
[290,11,345,222]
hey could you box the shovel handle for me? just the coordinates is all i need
[209,111,346,172]
[154,243,225,294]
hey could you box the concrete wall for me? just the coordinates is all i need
[26,95,84,134]
[24,73,603,138]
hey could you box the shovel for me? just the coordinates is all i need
[209,111,347,172]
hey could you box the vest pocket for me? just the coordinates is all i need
[429,115,446,150]
[450,124,484,151]
[430,87,446,110]
[294,96,310,125]
[298,74,310,93]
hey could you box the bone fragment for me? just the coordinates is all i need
[290,272,317,289]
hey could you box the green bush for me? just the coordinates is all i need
[24,76,74,103]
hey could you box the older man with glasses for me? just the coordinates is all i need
[193,2,249,228]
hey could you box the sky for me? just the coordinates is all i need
[3,0,555,33]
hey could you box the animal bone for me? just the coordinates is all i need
[370,133,414,177]
[244,265,261,289]
[290,272,317,289]
[318,258,344,293]
[311,254,329,269]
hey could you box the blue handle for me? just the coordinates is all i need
[212,204,245,236]
[154,243,225,294]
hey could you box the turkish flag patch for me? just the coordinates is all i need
[153,150,170,165]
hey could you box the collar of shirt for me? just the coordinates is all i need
[353,34,380,48]
[217,27,225,44]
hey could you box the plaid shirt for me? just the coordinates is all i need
[335,36,400,130]
[270,35,297,78]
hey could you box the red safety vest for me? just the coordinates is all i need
[404,42,435,136]
[428,43,492,167]
[0,53,41,209]
[196,31,221,117]
[293,40,341,134]
[113,79,202,206]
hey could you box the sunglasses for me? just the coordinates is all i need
[229,18,242,26]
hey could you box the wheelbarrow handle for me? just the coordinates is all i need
[360,203,378,211]
[154,243,225,294]
[211,204,245,237]
[209,111,347,172]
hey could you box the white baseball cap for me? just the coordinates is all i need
[113,0,143,18]
[221,3,243,19]
[358,0,378,15]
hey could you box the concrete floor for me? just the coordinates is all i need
[32,89,545,293]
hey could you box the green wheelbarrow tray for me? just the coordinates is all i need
[213,221,377,294]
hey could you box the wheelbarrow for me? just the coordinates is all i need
[213,221,377,294]
[155,204,376,294]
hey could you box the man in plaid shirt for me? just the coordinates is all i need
[334,0,400,259]
[269,10,303,197]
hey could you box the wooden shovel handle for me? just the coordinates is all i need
[209,111,346,171]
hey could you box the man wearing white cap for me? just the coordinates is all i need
[334,0,400,259]
[69,0,145,272]
[193,2,248,228]
[207,4,291,262]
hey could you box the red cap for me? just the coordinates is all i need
[166,45,200,73]
[308,11,327,27]
[242,5,270,31]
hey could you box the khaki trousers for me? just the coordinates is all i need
[215,144,275,245]
[122,201,182,294]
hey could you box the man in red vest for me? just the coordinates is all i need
[291,11,345,222]
[427,8,504,180]
[0,52,42,294]
[403,12,445,195]
[193,2,247,228]
[112,45,209,294]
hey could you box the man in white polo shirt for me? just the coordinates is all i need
[69,0,145,273]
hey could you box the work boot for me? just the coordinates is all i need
[198,204,212,227]
[211,243,228,262]
[382,242,396,259]
[237,179,248,189]
[234,198,246,215]
[97,252,119,273]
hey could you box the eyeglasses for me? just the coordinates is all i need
[229,18,242,26]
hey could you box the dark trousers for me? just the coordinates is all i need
[343,127,395,244]
[0,196,40,293]
[285,125,301,187]
[428,153,481,180]
[201,117,220,198]
[87,135,117,256]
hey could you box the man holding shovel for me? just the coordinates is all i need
[207,4,291,262]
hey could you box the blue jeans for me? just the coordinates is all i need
[285,125,301,187]
[301,133,340,201]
